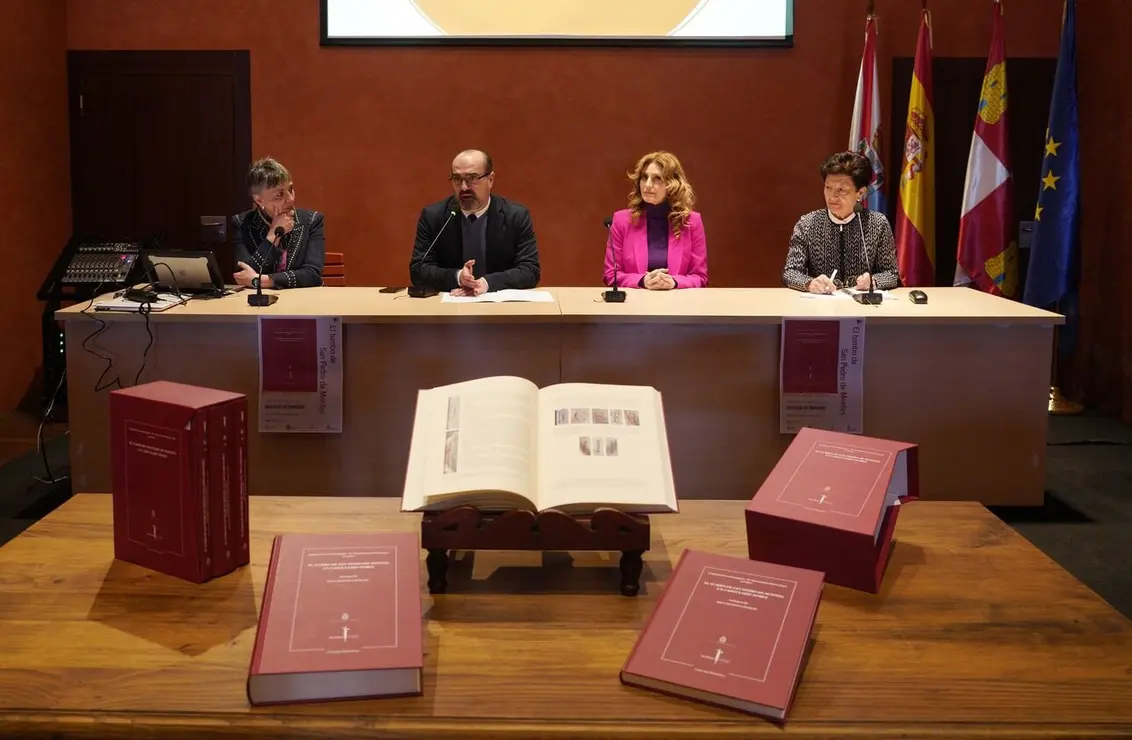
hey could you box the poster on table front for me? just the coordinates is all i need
[779,318,865,434]
[257,316,343,433]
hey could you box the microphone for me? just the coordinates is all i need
[248,225,284,307]
[408,208,458,298]
[852,206,882,305]
[602,216,625,303]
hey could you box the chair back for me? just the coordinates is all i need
[323,251,346,286]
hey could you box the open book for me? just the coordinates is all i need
[401,376,678,516]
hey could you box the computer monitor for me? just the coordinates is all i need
[143,250,227,295]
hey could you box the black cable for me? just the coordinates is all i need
[76,280,123,392]
[135,302,154,386]
[34,368,68,485]
[147,261,185,301]
[1048,440,1130,447]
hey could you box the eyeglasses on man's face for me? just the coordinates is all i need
[449,173,491,186]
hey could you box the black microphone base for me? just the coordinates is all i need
[407,286,439,298]
[602,288,626,303]
[247,292,279,307]
[853,292,883,305]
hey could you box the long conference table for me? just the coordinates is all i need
[56,286,1063,506]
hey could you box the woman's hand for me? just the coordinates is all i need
[644,269,676,290]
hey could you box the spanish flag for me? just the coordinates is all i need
[955,0,1018,297]
[893,8,935,287]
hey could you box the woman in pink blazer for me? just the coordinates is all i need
[603,151,709,290]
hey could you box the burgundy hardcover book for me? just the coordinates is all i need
[745,426,919,593]
[206,398,250,577]
[109,381,248,583]
[207,402,234,578]
[620,549,823,721]
[231,402,250,566]
[247,532,424,706]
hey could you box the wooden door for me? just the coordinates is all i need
[67,51,251,276]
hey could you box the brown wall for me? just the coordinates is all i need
[6,0,1126,418]
[1078,1,1132,420]
[1,0,69,411]
[64,0,1063,289]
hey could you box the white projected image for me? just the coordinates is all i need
[324,0,793,42]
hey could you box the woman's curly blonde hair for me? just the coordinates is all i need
[627,151,696,239]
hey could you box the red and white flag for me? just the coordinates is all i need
[955,0,1019,297]
[848,13,885,213]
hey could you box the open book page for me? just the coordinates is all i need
[874,449,909,541]
[534,383,678,515]
[401,376,540,511]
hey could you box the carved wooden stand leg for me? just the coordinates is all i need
[619,549,645,597]
[421,507,652,596]
[426,548,450,594]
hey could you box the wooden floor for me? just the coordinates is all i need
[0,411,65,469]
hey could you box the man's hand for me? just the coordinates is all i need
[643,268,675,291]
[855,272,872,291]
[267,210,295,243]
[457,259,478,289]
[234,261,272,288]
[807,275,837,294]
[450,278,488,297]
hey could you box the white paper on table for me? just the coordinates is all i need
[441,290,555,304]
[801,288,896,301]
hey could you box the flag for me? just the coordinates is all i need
[955,1,1018,297]
[1024,0,1078,311]
[848,13,886,213]
[893,9,936,287]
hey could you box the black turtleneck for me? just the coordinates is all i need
[645,202,671,272]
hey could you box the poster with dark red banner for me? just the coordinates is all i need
[258,316,343,433]
[779,318,865,434]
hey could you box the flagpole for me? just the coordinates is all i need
[1048,300,1083,414]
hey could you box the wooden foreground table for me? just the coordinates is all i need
[1,494,1130,739]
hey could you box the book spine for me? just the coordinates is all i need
[108,394,128,560]
[233,401,250,566]
[208,403,234,578]
[248,535,283,677]
[196,411,211,582]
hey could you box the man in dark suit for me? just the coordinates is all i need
[409,149,541,295]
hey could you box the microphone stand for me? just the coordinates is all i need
[851,207,882,305]
[602,217,625,303]
[603,262,626,303]
[853,272,882,305]
[409,209,458,298]
[248,226,283,307]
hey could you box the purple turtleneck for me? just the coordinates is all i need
[645,202,670,271]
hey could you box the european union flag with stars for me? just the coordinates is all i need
[1024,0,1078,309]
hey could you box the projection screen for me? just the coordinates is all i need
[321,0,794,47]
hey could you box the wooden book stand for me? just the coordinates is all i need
[420,506,651,596]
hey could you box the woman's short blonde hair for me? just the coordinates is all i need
[626,151,696,238]
[247,157,291,195]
